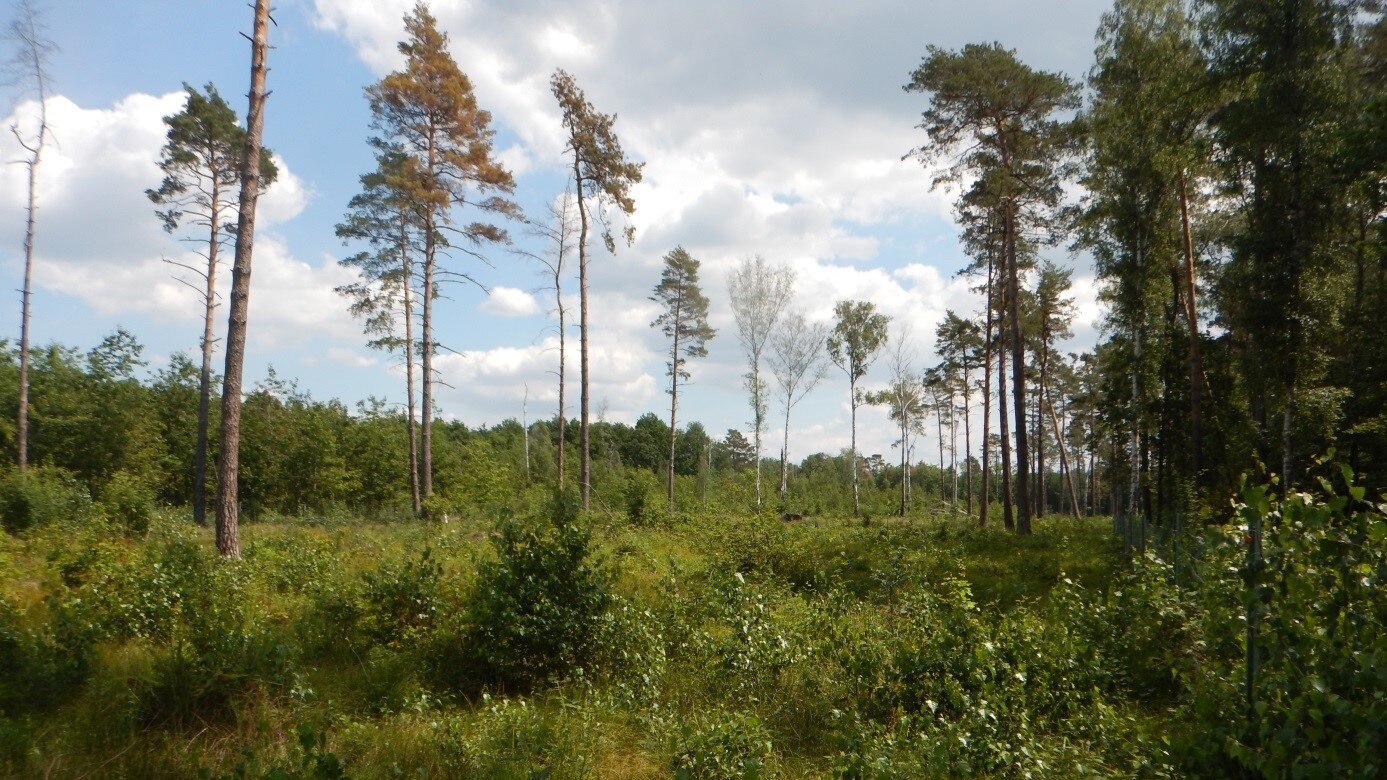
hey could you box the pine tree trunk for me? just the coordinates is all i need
[1179,173,1204,481]
[575,155,592,511]
[963,365,972,517]
[667,317,680,506]
[1006,206,1031,535]
[193,185,220,527]
[556,293,566,489]
[998,280,1014,531]
[980,249,994,527]
[420,227,435,508]
[401,225,421,516]
[215,0,271,558]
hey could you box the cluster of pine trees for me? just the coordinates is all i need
[899,0,1385,532]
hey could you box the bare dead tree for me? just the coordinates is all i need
[6,0,53,475]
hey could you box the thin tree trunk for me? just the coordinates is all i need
[936,396,945,501]
[1049,389,1081,520]
[899,412,908,517]
[419,126,439,509]
[753,365,762,508]
[779,392,791,501]
[575,154,592,510]
[15,54,48,477]
[950,396,958,508]
[215,0,271,558]
[1036,353,1046,520]
[1179,173,1204,480]
[401,226,421,516]
[556,292,566,489]
[963,364,972,517]
[667,310,681,505]
[1005,206,1031,535]
[193,184,220,527]
[998,275,1014,531]
[850,379,860,516]
[980,250,994,527]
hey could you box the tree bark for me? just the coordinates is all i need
[1005,205,1031,535]
[15,41,48,477]
[667,302,681,505]
[998,261,1014,531]
[401,220,421,516]
[980,247,994,527]
[215,0,271,558]
[1178,173,1204,480]
[575,154,592,510]
[193,184,220,527]
[850,379,860,516]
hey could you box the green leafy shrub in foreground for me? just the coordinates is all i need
[434,501,612,694]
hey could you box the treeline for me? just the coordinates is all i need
[0,332,1025,523]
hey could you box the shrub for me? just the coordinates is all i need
[99,470,155,536]
[361,548,442,645]
[452,501,612,692]
[670,711,772,780]
[0,466,92,534]
[0,598,90,714]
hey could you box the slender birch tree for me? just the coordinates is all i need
[727,254,794,507]
[768,309,830,501]
[827,300,890,516]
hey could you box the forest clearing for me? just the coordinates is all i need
[1,0,1385,776]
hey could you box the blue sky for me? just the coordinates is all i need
[1,0,1110,463]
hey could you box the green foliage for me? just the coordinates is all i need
[450,504,612,692]
[671,711,772,780]
[99,470,156,536]
[0,466,92,534]
[361,548,441,645]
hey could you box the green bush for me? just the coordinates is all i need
[99,470,155,536]
[0,466,92,534]
[670,711,772,780]
[361,548,442,646]
[450,502,612,693]
[0,598,90,715]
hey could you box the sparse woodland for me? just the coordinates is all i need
[0,1,1383,777]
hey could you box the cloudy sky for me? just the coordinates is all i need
[0,0,1110,462]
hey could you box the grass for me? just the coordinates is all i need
[0,508,1185,778]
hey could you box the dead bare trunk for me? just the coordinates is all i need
[215,0,271,558]
[14,27,48,476]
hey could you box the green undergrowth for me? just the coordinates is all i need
[1,486,1381,778]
